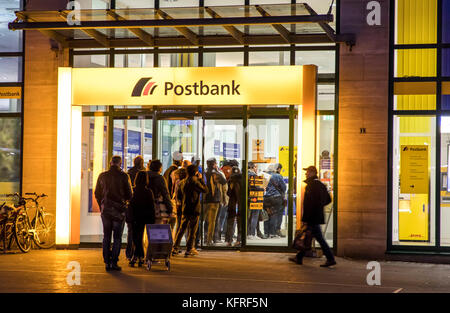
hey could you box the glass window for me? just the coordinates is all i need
[394,94,436,111]
[205,0,243,5]
[203,52,244,67]
[116,0,154,8]
[296,50,335,74]
[440,116,450,246]
[203,119,243,247]
[0,57,22,82]
[443,49,450,77]
[158,53,198,67]
[443,82,450,110]
[392,115,436,246]
[395,0,437,44]
[115,54,154,67]
[247,118,290,246]
[442,0,450,43]
[159,0,199,8]
[317,84,335,110]
[73,55,109,68]
[0,117,21,198]
[0,1,22,52]
[0,99,21,113]
[80,116,109,243]
[249,51,289,66]
[395,49,437,78]
[316,115,335,247]
[78,0,109,9]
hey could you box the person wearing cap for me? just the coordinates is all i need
[163,151,183,198]
[289,166,336,267]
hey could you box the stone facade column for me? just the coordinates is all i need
[337,0,390,258]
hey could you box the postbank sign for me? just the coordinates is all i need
[70,66,311,106]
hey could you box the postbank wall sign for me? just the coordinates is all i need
[70,66,311,106]
[400,145,429,194]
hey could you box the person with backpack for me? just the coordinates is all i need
[163,151,183,198]
[172,164,208,257]
[225,166,242,246]
[263,163,287,238]
[128,170,155,267]
[289,166,336,267]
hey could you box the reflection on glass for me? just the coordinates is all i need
[0,57,22,82]
[0,118,21,201]
[0,99,21,113]
[73,55,109,68]
[247,119,289,247]
[392,115,436,246]
[296,51,335,74]
[115,54,154,68]
[249,51,289,66]
[440,116,450,246]
[80,116,108,243]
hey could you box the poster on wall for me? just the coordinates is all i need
[113,128,124,158]
[223,142,240,159]
[249,175,264,210]
[400,145,429,194]
[399,145,429,242]
[214,140,221,156]
[278,146,297,178]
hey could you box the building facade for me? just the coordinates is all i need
[1,0,448,260]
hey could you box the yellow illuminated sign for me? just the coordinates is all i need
[71,66,307,106]
[400,145,429,194]
[0,86,21,99]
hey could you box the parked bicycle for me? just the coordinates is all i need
[7,192,55,252]
[0,201,19,252]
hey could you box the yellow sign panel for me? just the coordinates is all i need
[70,66,308,106]
[0,86,21,99]
[399,195,429,241]
[278,146,297,177]
[400,145,429,194]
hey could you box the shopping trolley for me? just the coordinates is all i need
[143,223,173,271]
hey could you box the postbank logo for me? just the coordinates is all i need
[131,77,157,97]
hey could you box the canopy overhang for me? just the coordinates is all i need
[8,3,355,49]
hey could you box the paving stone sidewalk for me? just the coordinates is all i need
[0,248,449,293]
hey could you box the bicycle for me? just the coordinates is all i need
[8,192,56,252]
[0,202,17,252]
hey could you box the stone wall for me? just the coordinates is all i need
[337,0,390,258]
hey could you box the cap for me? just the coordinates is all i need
[302,166,318,174]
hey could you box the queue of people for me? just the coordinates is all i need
[94,152,293,271]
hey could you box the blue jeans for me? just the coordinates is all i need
[101,215,125,264]
[247,210,260,236]
[215,205,228,241]
[296,224,335,262]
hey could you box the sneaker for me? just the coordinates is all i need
[277,230,286,238]
[258,233,268,239]
[233,241,241,247]
[288,257,302,265]
[111,263,122,271]
[190,248,199,255]
[247,235,257,240]
[320,260,337,268]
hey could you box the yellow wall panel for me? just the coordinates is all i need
[399,116,432,134]
[397,0,437,44]
[396,49,437,77]
[396,95,436,110]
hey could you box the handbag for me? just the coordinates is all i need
[155,195,169,219]
[292,224,313,251]
[259,208,269,222]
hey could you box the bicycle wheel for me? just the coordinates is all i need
[14,213,32,253]
[34,212,55,249]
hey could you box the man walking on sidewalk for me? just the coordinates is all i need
[290,166,336,267]
[95,155,133,271]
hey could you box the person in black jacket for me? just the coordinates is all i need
[172,164,208,257]
[225,166,242,246]
[289,166,336,267]
[147,160,173,224]
[128,170,155,267]
[125,155,145,261]
[203,158,227,246]
[94,155,133,271]
[163,151,183,198]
